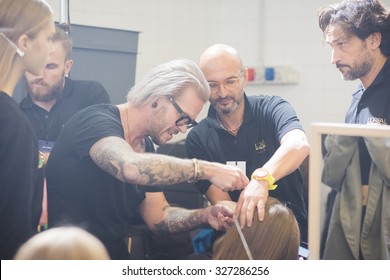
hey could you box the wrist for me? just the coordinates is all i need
[188,158,200,183]
[251,168,278,190]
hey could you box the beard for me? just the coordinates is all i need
[337,50,373,81]
[212,95,241,115]
[148,107,178,146]
[26,76,64,102]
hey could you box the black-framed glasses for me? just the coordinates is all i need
[208,70,244,94]
[168,97,198,128]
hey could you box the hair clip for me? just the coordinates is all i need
[0,32,25,57]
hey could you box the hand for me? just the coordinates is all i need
[235,179,269,228]
[204,204,234,231]
[203,161,249,192]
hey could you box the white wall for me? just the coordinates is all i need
[46,0,390,139]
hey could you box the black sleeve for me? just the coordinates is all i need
[267,96,304,142]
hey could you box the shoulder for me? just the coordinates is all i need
[67,78,108,94]
[0,94,33,137]
[247,94,286,107]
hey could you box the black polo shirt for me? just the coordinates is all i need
[186,94,308,242]
[345,58,390,184]
[20,77,111,142]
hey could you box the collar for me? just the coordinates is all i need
[20,77,69,110]
[352,58,389,99]
[368,57,389,88]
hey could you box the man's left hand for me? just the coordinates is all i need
[235,179,269,228]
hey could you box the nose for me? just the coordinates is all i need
[33,71,45,79]
[330,48,340,65]
[217,83,229,98]
[49,40,55,54]
[177,124,188,133]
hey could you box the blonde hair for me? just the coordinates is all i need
[0,0,53,87]
[14,227,110,260]
[126,59,210,106]
[212,197,300,260]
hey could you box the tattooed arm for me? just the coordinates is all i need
[89,136,249,190]
[139,192,233,235]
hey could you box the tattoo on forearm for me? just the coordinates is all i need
[154,208,205,234]
[90,137,197,186]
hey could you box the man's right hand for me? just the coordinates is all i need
[200,160,249,192]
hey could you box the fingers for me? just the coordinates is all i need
[217,166,249,192]
[257,200,265,221]
[238,200,256,228]
[217,212,232,231]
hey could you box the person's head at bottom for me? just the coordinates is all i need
[14,226,110,260]
[212,197,300,260]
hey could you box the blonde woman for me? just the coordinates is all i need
[212,197,300,260]
[0,0,55,260]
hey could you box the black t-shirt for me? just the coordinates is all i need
[46,104,149,259]
[0,92,42,259]
[186,94,308,242]
[20,77,111,142]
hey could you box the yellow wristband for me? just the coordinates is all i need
[251,169,278,190]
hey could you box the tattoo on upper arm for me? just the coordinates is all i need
[90,137,145,183]
[90,137,197,186]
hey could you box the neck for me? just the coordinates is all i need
[1,61,23,96]
[33,99,57,112]
[216,102,245,133]
[117,103,148,151]
[360,54,387,89]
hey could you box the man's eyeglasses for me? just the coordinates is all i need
[208,71,244,94]
[169,97,198,129]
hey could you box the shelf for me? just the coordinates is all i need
[247,81,298,86]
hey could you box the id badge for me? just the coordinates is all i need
[38,140,55,153]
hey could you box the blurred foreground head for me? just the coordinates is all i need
[14,226,110,260]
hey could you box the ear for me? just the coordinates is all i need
[369,32,382,49]
[64,59,73,75]
[241,68,249,87]
[17,34,29,56]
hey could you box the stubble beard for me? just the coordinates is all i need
[213,96,240,115]
[28,76,64,102]
[338,50,373,81]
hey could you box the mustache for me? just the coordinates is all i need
[336,63,349,69]
[216,97,232,103]
[30,79,47,86]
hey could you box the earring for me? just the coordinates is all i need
[16,48,25,57]
[152,102,158,108]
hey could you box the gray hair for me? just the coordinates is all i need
[126,59,210,105]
